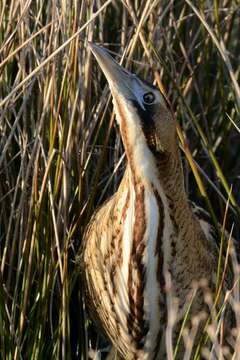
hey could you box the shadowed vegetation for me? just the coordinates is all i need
[0,0,239,359]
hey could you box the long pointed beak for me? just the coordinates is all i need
[88,42,136,98]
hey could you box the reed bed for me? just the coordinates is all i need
[0,0,239,359]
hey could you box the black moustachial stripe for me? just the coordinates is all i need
[131,99,155,126]
[131,100,165,157]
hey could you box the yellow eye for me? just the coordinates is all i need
[143,92,155,104]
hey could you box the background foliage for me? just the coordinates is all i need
[0,0,239,359]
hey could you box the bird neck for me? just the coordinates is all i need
[123,144,195,241]
[125,143,189,208]
[154,148,189,210]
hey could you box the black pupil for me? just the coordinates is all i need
[143,92,155,104]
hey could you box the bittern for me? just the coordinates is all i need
[81,43,220,359]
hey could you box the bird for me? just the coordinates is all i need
[80,43,226,359]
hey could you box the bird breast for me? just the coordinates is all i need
[84,174,178,358]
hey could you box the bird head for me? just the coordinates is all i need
[89,43,177,174]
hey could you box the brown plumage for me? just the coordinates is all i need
[80,43,227,359]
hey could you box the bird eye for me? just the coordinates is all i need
[143,92,155,104]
